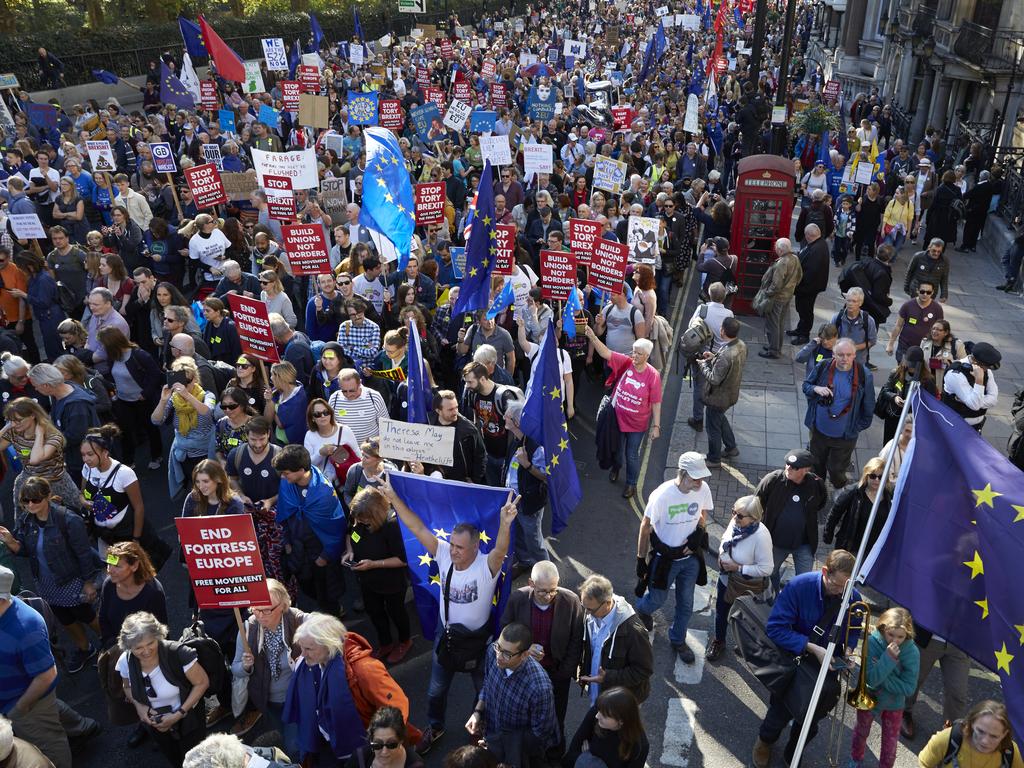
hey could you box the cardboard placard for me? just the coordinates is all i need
[379,99,405,130]
[587,239,629,294]
[220,172,260,201]
[8,213,46,240]
[281,81,301,111]
[282,223,332,276]
[319,177,348,220]
[540,249,577,301]
[523,143,553,175]
[251,148,319,190]
[85,140,117,174]
[262,38,289,72]
[202,143,224,171]
[150,141,177,174]
[200,80,218,110]
[175,514,272,609]
[569,218,601,266]
[298,94,329,129]
[184,163,228,209]
[378,418,454,467]
[480,135,512,167]
[414,182,445,225]
[298,65,320,93]
[493,224,516,276]
[225,293,280,362]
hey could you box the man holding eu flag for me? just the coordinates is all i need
[379,474,519,756]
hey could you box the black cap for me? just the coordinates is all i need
[784,449,815,469]
[971,342,1001,370]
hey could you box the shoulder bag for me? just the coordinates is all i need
[435,564,493,673]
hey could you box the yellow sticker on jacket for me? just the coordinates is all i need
[351,532,361,543]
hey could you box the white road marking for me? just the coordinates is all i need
[673,628,708,684]
[661,695,699,767]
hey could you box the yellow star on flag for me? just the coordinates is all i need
[963,551,985,579]
[995,642,1015,674]
[479,530,491,544]
[489,244,498,254]
[396,204,406,213]
[559,438,568,450]
[434,528,450,540]
[1013,505,1024,523]
[972,483,1002,508]
[481,258,489,267]
[429,573,441,585]
[550,387,561,400]
[376,177,387,187]
[469,267,478,277]
[492,593,499,606]
[482,215,491,225]
[384,193,394,203]
[1016,625,1024,646]
[490,229,498,239]
[976,598,990,619]
[550,454,559,467]
[418,552,433,566]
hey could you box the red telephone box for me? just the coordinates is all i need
[729,155,796,315]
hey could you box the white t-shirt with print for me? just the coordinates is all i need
[434,539,498,632]
[644,479,714,547]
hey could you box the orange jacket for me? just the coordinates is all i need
[342,632,413,725]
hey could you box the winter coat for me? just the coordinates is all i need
[823,482,891,553]
[698,338,746,410]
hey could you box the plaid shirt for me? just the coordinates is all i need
[336,318,381,370]
[478,648,558,748]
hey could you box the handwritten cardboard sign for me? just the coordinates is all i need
[378,418,455,467]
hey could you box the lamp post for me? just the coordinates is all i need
[770,0,799,154]
[750,0,770,83]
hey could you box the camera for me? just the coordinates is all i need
[818,392,834,407]
[947,360,974,378]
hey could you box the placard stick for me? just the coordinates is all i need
[233,607,252,655]
[168,173,184,220]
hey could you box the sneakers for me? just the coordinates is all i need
[752,737,773,768]
[622,485,636,498]
[722,447,740,459]
[687,418,704,432]
[206,704,232,728]
[415,725,445,755]
[229,710,262,737]
[386,639,413,664]
[758,350,781,359]
[636,611,654,631]
[705,638,725,662]
[67,644,97,673]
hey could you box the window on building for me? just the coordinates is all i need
[972,0,1003,29]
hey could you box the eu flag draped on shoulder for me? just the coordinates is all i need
[862,391,1024,741]
[387,470,514,640]
[519,321,582,534]
[360,126,415,271]
[406,317,434,425]
[561,287,582,340]
[92,70,119,86]
[452,161,498,316]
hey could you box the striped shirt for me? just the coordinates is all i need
[328,387,388,444]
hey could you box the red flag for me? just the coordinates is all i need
[738,0,754,11]
[714,0,729,33]
[198,15,246,83]
[707,30,724,76]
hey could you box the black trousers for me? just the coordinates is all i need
[853,233,877,261]
[794,291,820,336]
[299,559,345,617]
[113,398,164,465]
[759,690,823,763]
[361,588,411,646]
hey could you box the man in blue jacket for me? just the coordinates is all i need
[802,338,875,488]
[752,549,862,768]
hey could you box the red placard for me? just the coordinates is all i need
[424,42,435,57]
[263,175,294,221]
[175,514,272,610]
[569,218,601,266]
[414,182,445,225]
[416,67,431,89]
[540,249,577,301]
[493,224,516,275]
[611,106,635,130]
[452,81,472,103]
[440,39,454,60]
[379,99,405,130]
[822,80,841,101]
[282,223,332,276]
[225,293,281,363]
[281,80,301,111]
[587,239,629,294]
[200,80,219,110]
[490,83,508,109]
[425,87,446,110]
[298,65,320,93]
[183,163,227,209]
[481,59,496,79]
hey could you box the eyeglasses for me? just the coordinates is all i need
[313,410,331,418]
[162,317,176,323]
[221,402,239,411]
[918,289,933,295]
[534,587,558,597]
[733,511,751,521]
[583,600,610,616]
[867,473,882,480]
[143,674,158,699]
[21,496,46,505]
[259,280,271,285]
[252,603,281,616]
[370,740,402,751]
[493,642,527,661]
[338,280,352,286]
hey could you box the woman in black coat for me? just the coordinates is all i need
[923,171,963,248]
[823,456,892,554]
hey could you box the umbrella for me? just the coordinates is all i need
[524,62,557,77]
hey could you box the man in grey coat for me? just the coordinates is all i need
[698,317,746,467]
[757,239,802,359]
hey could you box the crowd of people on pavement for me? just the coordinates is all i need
[0,0,1021,766]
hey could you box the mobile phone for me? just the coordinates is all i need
[166,370,188,388]
[343,559,359,568]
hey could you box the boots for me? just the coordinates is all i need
[752,737,773,768]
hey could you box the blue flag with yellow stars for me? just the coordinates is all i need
[452,160,497,316]
[388,470,514,640]
[347,91,379,126]
[863,392,1024,740]
[178,16,207,58]
[360,126,415,270]
[406,317,433,425]
[160,60,195,110]
[485,278,515,320]
[519,321,581,535]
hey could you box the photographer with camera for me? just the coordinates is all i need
[943,342,1000,433]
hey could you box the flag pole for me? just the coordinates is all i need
[788,379,920,767]
[168,174,185,221]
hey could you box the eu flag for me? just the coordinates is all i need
[734,7,746,29]
[452,161,497,316]
[360,127,415,270]
[160,61,195,110]
[178,16,208,59]
[485,278,515,320]
[562,287,582,340]
[638,35,657,85]
[519,321,581,534]
[406,317,433,425]
[92,69,119,85]
[388,470,513,640]
[289,39,301,79]
[863,392,1024,741]
[654,22,667,60]
[353,7,364,41]
[347,91,379,126]
[309,12,325,52]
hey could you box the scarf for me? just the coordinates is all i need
[722,521,759,556]
[283,655,365,760]
[171,382,205,436]
[263,623,286,680]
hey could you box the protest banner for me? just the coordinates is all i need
[469,110,496,133]
[258,104,280,130]
[218,108,236,135]
[519,52,538,68]
[184,163,227,209]
[451,246,466,279]
[679,13,699,29]
[494,224,516,276]
[225,294,280,362]
[823,80,841,101]
[200,80,218,110]
[592,157,627,194]
[379,99,405,130]
[540,249,577,301]
[490,83,508,109]
[410,102,443,143]
[220,172,260,201]
[480,135,512,166]
[443,99,472,131]
[416,67,431,88]
[378,418,455,467]
[262,38,288,71]
[175,514,271,609]
[243,61,265,94]
[611,106,634,130]
[424,87,446,110]
[684,93,700,133]
[523,143,553,175]
[298,94,329,129]
[251,147,319,190]
[563,39,586,58]
[481,59,496,79]
[282,223,331,276]
[298,65,320,93]
[263,175,294,221]
[202,143,224,171]
[587,239,629,294]
[854,161,875,185]
[319,177,348,221]
[8,213,46,240]
[349,45,364,66]
[440,38,454,59]
[627,216,659,264]
[150,141,177,174]
[301,53,322,70]
[85,140,116,174]
[414,182,445,225]
[452,80,472,103]
[281,81,301,111]
[569,218,601,266]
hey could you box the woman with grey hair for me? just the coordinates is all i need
[116,611,210,766]
[706,495,773,662]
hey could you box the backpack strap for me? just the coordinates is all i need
[941,721,965,766]
[629,305,641,337]
[442,563,455,628]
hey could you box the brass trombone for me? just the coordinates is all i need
[826,601,876,766]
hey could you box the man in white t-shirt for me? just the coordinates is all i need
[351,256,390,315]
[380,474,519,756]
[635,451,714,665]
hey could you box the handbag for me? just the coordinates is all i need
[782,656,842,721]
[329,428,360,484]
[724,572,768,604]
[752,288,772,316]
[435,564,492,673]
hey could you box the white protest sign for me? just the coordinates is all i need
[394,77,407,97]
[519,52,538,68]
[85,140,117,174]
[627,216,659,264]
[523,143,553,175]
[378,418,455,466]
[563,39,586,58]
[655,5,669,16]
[443,99,472,131]
[301,53,323,70]
[480,135,512,166]
[350,45,365,66]
[679,13,700,30]
[251,148,319,190]
[243,61,265,94]
[854,161,875,185]
[8,213,46,240]
[368,229,400,264]
[684,94,700,133]
[202,143,224,170]
[261,38,288,71]
[380,34,392,48]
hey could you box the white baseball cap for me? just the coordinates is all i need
[677,451,711,479]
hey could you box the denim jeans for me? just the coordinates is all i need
[636,555,700,646]
[485,452,506,487]
[616,430,646,486]
[426,638,486,730]
[514,505,549,566]
[705,406,735,462]
[770,543,815,594]
[691,364,705,421]
[655,268,673,317]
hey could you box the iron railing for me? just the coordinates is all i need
[997,165,1024,229]
[953,22,994,67]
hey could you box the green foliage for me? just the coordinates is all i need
[789,103,840,137]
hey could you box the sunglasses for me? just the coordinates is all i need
[236,362,253,369]
[868,473,883,480]
[313,410,331,418]
[162,317,176,323]
[221,402,239,410]
[143,674,158,699]
[370,740,401,751]
[338,280,352,286]
[918,289,933,295]
[259,280,271,285]
[21,496,46,505]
